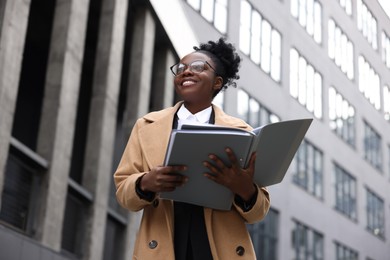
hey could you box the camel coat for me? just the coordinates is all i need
[114,102,270,260]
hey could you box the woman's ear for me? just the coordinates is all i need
[213,76,223,90]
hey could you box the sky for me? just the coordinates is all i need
[378,0,390,19]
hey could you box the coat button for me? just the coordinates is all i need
[153,199,159,208]
[236,246,245,256]
[148,240,158,249]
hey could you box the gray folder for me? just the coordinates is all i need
[161,118,313,210]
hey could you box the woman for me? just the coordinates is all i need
[114,38,270,260]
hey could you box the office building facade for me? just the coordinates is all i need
[0,0,389,259]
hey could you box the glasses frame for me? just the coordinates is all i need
[170,60,217,76]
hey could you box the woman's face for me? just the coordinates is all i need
[173,52,222,111]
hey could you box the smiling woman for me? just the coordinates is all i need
[113,37,271,260]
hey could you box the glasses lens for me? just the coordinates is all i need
[172,63,185,75]
[171,61,209,76]
[189,61,206,73]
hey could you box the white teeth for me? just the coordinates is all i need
[182,80,196,86]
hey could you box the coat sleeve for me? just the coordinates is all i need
[114,119,155,211]
[232,185,270,224]
[228,123,270,224]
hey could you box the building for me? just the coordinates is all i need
[0,0,389,259]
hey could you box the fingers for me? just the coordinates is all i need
[145,165,188,192]
[224,147,239,167]
[205,148,239,173]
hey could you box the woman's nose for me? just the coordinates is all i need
[181,65,193,75]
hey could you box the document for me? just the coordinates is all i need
[160,118,313,210]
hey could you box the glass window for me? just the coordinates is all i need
[239,0,251,55]
[291,0,322,44]
[334,163,357,220]
[61,187,90,257]
[328,19,354,80]
[239,0,282,82]
[214,0,228,33]
[290,48,323,118]
[292,220,324,260]
[358,56,381,110]
[329,87,356,146]
[213,90,225,109]
[366,188,385,238]
[363,121,382,171]
[237,89,250,121]
[357,0,378,50]
[338,0,352,16]
[335,242,358,260]
[382,31,390,69]
[247,209,279,260]
[103,215,126,260]
[186,0,227,34]
[291,140,323,198]
[384,85,390,121]
[237,89,280,127]
[201,0,214,22]
[0,142,47,235]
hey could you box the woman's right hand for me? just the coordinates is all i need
[139,165,188,193]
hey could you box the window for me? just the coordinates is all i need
[329,87,356,146]
[213,90,225,110]
[335,242,358,260]
[292,220,324,260]
[337,0,352,16]
[388,145,390,179]
[381,31,390,69]
[363,121,382,171]
[384,85,390,121]
[291,140,323,198]
[290,0,322,43]
[61,185,91,257]
[186,0,228,34]
[358,56,381,110]
[247,209,279,260]
[239,0,282,82]
[0,139,47,234]
[328,19,354,80]
[237,89,280,127]
[103,215,126,260]
[366,188,385,238]
[357,0,378,50]
[334,163,357,220]
[290,48,323,118]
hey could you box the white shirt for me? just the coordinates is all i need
[177,104,212,129]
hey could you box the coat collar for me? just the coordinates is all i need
[138,101,249,169]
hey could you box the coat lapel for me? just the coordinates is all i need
[138,103,181,169]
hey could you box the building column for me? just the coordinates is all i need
[123,7,156,134]
[81,0,128,259]
[35,0,89,250]
[151,48,176,111]
[0,0,31,208]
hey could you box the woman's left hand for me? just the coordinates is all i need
[203,148,256,201]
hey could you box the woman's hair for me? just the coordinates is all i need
[193,37,241,97]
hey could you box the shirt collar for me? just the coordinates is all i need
[177,104,212,123]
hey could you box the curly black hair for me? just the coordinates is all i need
[193,37,241,97]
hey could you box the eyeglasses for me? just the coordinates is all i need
[170,60,217,76]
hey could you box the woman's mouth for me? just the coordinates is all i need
[182,80,197,86]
